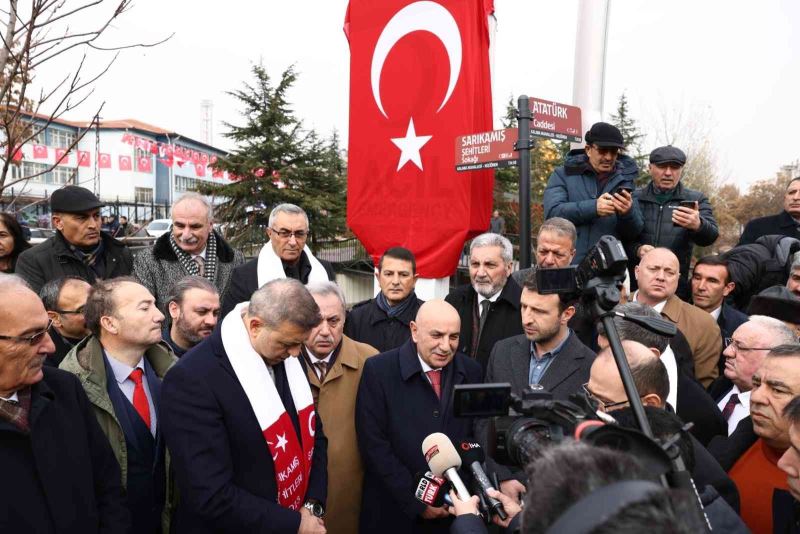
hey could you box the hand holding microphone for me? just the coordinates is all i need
[457,440,508,521]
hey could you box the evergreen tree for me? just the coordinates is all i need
[198,64,347,248]
[609,92,648,185]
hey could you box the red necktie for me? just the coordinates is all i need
[426,370,441,399]
[129,368,151,429]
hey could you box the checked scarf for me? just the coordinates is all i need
[169,231,218,283]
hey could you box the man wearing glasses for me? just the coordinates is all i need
[543,122,643,264]
[0,274,131,532]
[39,276,92,367]
[708,316,797,436]
[221,203,334,318]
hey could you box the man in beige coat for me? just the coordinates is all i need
[303,281,378,534]
[634,247,722,387]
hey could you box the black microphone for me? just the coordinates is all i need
[457,440,508,521]
[413,471,452,508]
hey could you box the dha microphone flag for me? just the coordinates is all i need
[458,440,507,520]
[413,471,452,507]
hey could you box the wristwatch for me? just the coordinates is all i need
[304,500,325,518]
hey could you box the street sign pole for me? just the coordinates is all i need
[516,95,534,269]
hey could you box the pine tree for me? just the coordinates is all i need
[609,93,648,185]
[199,64,347,248]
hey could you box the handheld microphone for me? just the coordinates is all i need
[457,440,508,521]
[413,471,453,508]
[422,432,472,501]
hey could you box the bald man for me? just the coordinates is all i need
[356,300,483,534]
[634,247,722,387]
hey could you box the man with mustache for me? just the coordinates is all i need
[134,192,245,312]
[60,277,177,533]
[303,281,378,534]
[16,185,133,293]
[739,177,800,245]
[634,247,722,387]
[729,344,800,534]
[0,274,131,532]
[163,276,220,358]
[356,299,482,534]
[445,233,522,370]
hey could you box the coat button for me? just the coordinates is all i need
[433,410,440,418]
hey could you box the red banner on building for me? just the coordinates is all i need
[119,155,132,171]
[77,150,91,167]
[55,148,69,165]
[32,144,48,159]
[345,0,494,278]
[98,153,111,169]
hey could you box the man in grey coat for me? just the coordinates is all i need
[134,193,245,311]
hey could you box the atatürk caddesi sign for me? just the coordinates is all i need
[455,128,518,171]
[529,97,582,143]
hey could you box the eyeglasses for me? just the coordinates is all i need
[270,228,309,240]
[582,382,630,411]
[0,319,53,346]
[724,338,773,352]
[53,306,85,315]
[589,145,620,156]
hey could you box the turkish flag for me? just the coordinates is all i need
[138,156,153,173]
[33,144,48,159]
[345,0,494,278]
[98,153,111,169]
[191,151,200,164]
[55,148,69,165]
[119,155,132,171]
[121,133,134,145]
[201,152,209,164]
[195,162,206,177]
[77,150,91,167]
[10,145,23,161]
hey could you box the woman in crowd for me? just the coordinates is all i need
[0,212,32,273]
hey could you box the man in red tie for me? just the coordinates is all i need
[59,276,177,534]
[355,300,483,534]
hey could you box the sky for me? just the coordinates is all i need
[35,0,800,191]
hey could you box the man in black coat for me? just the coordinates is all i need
[16,186,133,293]
[445,233,522,370]
[628,146,719,300]
[356,300,483,534]
[0,274,130,533]
[220,203,334,318]
[161,279,328,534]
[39,275,92,367]
[739,177,800,245]
[345,246,423,353]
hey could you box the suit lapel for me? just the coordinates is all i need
[509,337,530,392]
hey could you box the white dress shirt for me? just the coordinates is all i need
[717,386,751,436]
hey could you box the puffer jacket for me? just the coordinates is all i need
[628,181,719,299]
[543,149,643,263]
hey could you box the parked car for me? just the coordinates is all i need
[145,219,172,238]
[28,227,56,245]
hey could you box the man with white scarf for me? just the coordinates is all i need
[221,204,335,318]
[161,278,328,534]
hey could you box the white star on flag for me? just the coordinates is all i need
[275,433,289,452]
[391,118,432,171]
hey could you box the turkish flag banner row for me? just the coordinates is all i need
[345,0,495,278]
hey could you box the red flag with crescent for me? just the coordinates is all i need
[345,0,494,278]
[77,150,91,167]
[98,153,111,169]
[119,155,132,171]
[55,148,69,165]
[33,144,48,159]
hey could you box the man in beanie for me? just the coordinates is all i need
[15,185,133,293]
[628,146,719,300]
[748,286,800,339]
[543,122,643,263]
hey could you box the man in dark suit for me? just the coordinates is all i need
[0,274,131,533]
[486,269,595,401]
[445,232,522,370]
[356,299,482,534]
[738,177,800,245]
[39,275,91,367]
[161,279,328,534]
[691,255,749,375]
[596,302,726,446]
[220,203,335,317]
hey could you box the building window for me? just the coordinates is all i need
[175,175,200,192]
[135,187,153,204]
[49,129,76,149]
[18,162,51,184]
[51,166,76,185]
[135,150,153,172]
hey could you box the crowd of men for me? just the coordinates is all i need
[4,118,800,533]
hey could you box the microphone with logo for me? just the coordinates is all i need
[457,440,508,521]
[421,432,472,501]
[413,471,453,508]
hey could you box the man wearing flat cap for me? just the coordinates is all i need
[16,185,133,293]
[543,121,643,263]
[628,146,719,300]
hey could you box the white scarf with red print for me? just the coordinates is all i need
[222,303,316,511]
